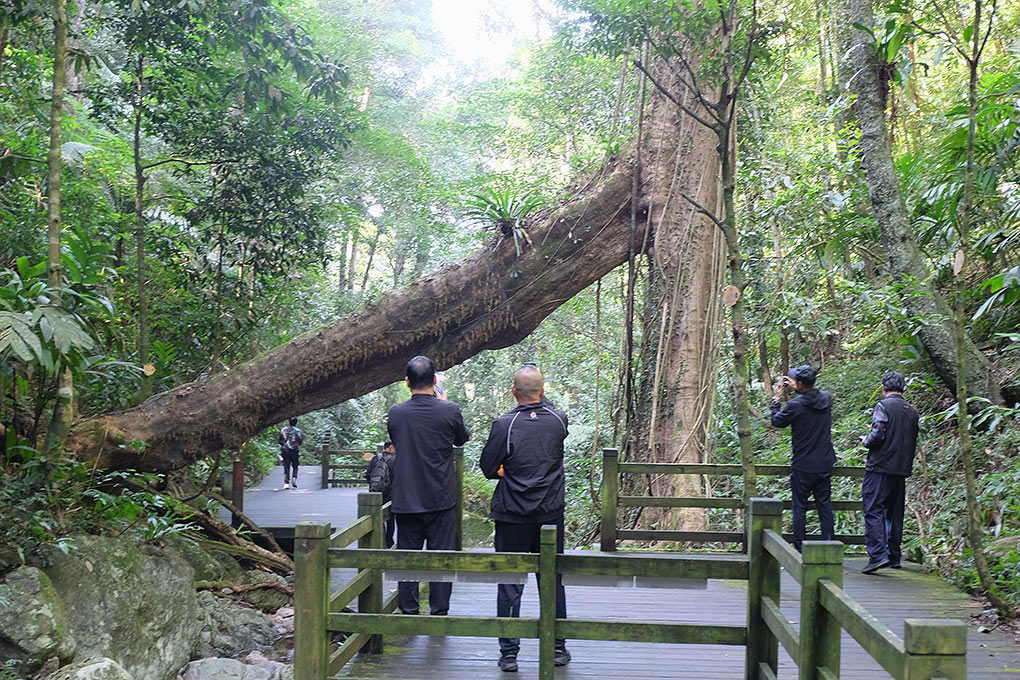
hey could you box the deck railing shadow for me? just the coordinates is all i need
[600,447,868,550]
[294,494,966,680]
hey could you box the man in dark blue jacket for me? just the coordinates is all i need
[770,365,837,550]
[480,364,570,673]
[387,356,470,616]
[859,371,920,574]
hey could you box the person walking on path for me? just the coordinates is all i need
[387,355,470,616]
[365,438,397,548]
[859,371,920,574]
[278,417,303,489]
[480,363,570,672]
[770,365,836,551]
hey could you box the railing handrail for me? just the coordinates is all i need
[617,462,867,478]
[746,497,967,680]
[297,492,756,680]
[603,448,869,550]
[297,493,966,680]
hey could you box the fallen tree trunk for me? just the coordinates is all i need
[69,166,641,471]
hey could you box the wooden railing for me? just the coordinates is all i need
[295,491,750,680]
[600,448,868,550]
[294,494,966,680]
[319,446,375,489]
[746,497,966,680]
[318,446,466,548]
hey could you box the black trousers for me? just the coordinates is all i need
[281,449,299,484]
[495,518,567,656]
[789,468,834,550]
[862,470,906,564]
[395,507,456,615]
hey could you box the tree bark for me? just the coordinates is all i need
[632,53,726,532]
[69,166,641,470]
[133,54,154,403]
[849,0,1001,404]
[953,0,1014,619]
[44,0,73,453]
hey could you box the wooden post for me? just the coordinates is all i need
[320,444,330,489]
[745,497,782,680]
[358,492,385,654]
[600,448,619,552]
[294,521,331,680]
[454,446,464,551]
[902,619,967,680]
[798,541,844,680]
[230,459,244,528]
[538,525,557,680]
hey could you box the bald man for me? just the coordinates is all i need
[480,364,570,672]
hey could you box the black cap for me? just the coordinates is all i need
[788,365,817,383]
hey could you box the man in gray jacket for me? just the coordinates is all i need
[860,371,920,574]
[480,364,570,672]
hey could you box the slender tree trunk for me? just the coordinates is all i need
[44,0,72,453]
[346,226,360,291]
[954,0,1014,619]
[849,0,1001,404]
[815,0,828,101]
[134,54,153,402]
[0,28,9,78]
[360,225,381,291]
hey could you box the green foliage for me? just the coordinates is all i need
[460,183,546,255]
[0,441,196,569]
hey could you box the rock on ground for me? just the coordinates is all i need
[239,571,290,613]
[180,658,274,680]
[194,590,278,658]
[49,657,135,680]
[0,566,76,665]
[41,536,199,680]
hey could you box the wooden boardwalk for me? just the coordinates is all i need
[240,467,1020,679]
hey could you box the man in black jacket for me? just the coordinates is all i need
[387,356,470,615]
[770,365,837,550]
[480,364,570,673]
[859,371,920,574]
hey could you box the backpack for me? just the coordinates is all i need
[366,451,394,496]
[280,426,303,451]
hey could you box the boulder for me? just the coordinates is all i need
[41,536,199,680]
[236,651,288,680]
[238,570,289,613]
[193,591,277,658]
[0,566,76,664]
[161,535,234,582]
[180,658,273,680]
[49,657,134,680]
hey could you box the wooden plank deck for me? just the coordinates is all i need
[238,467,1020,679]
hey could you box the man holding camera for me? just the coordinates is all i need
[770,365,836,551]
[859,371,919,574]
[387,355,470,616]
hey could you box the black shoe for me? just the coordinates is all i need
[889,562,902,569]
[862,558,891,574]
[291,478,297,488]
[498,654,518,672]
[554,647,571,666]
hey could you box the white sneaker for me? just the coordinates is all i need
[283,482,290,489]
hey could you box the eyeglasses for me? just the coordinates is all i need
[522,362,538,368]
